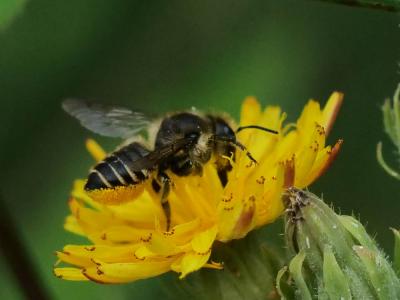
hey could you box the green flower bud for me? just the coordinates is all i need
[392,228,400,275]
[279,187,400,299]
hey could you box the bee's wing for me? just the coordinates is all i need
[62,99,152,138]
[129,137,195,172]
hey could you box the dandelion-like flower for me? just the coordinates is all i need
[54,92,343,283]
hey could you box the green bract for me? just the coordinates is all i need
[279,188,400,299]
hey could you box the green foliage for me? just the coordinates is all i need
[0,0,26,30]
[288,251,312,300]
[281,188,400,299]
[377,84,400,180]
[322,246,352,300]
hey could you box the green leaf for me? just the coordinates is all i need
[0,0,27,30]
[288,250,312,300]
[382,99,397,143]
[353,246,400,299]
[323,246,352,300]
[276,266,295,300]
[338,215,378,251]
[391,228,400,275]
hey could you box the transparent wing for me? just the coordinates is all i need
[62,99,152,138]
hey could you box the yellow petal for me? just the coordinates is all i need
[217,177,246,241]
[297,100,321,134]
[304,139,343,186]
[106,190,165,228]
[92,226,152,244]
[54,267,89,281]
[232,194,256,239]
[56,251,93,268]
[166,218,201,245]
[64,215,85,236]
[294,123,322,187]
[322,92,343,136]
[86,139,107,162]
[240,96,261,126]
[140,232,180,257]
[239,96,262,144]
[243,106,282,161]
[191,226,218,253]
[176,251,212,279]
[83,259,175,283]
[56,244,142,267]
[256,163,286,226]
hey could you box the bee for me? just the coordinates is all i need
[62,99,277,230]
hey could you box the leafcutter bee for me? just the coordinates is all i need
[62,99,277,229]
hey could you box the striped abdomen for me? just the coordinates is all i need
[85,142,151,191]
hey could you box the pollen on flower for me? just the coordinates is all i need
[256,176,266,184]
[223,206,234,211]
[140,233,152,243]
[84,246,96,251]
[54,92,343,283]
[222,193,233,203]
[163,229,176,236]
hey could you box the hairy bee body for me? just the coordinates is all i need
[84,112,236,191]
[63,99,276,229]
[85,142,151,190]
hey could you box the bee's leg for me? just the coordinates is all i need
[192,161,203,176]
[158,172,172,231]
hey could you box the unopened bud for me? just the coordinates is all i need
[392,228,400,275]
[278,187,400,299]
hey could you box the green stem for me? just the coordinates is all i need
[376,142,400,180]
[0,192,51,300]
[393,84,400,152]
[314,0,400,11]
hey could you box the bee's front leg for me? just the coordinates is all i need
[153,172,172,231]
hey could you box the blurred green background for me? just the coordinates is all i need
[0,0,399,299]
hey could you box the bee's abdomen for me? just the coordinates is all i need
[85,142,151,191]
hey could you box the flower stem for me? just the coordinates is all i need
[314,0,400,11]
[376,142,400,180]
[0,192,51,300]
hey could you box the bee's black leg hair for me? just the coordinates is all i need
[158,172,172,231]
[230,140,258,164]
[213,136,258,164]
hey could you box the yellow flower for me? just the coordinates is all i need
[54,92,343,283]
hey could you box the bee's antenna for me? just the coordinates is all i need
[236,125,278,134]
